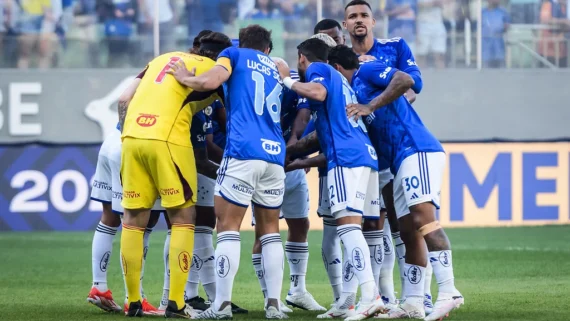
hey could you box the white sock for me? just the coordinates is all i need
[195,226,216,302]
[160,230,171,307]
[260,233,284,304]
[213,232,240,311]
[338,242,358,308]
[92,221,117,292]
[429,250,456,294]
[337,224,377,302]
[185,259,200,300]
[424,259,433,302]
[285,241,309,294]
[380,222,396,303]
[392,231,406,300]
[252,253,267,301]
[363,229,384,291]
[140,227,152,298]
[402,263,425,301]
[322,219,343,301]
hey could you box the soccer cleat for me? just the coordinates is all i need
[423,292,464,321]
[196,304,233,320]
[231,302,248,314]
[286,292,326,311]
[142,298,164,315]
[317,303,356,319]
[265,301,292,313]
[266,306,289,319]
[186,296,211,312]
[165,300,199,319]
[423,294,433,315]
[374,298,425,319]
[86,287,122,313]
[125,301,144,317]
[345,295,385,321]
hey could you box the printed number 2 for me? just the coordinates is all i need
[404,176,420,191]
[341,81,367,133]
[252,71,282,123]
[155,57,181,84]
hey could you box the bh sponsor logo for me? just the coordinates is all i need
[261,139,281,155]
[136,114,158,127]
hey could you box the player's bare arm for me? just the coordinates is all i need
[205,134,224,164]
[288,108,311,146]
[194,147,219,180]
[286,130,320,158]
[346,71,414,120]
[286,153,326,172]
[117,78,141,131]
[275,59,328,102]
[167,60,230,92]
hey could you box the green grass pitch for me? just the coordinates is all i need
[1,225,569,321]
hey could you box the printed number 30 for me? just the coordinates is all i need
[404,176,419,191]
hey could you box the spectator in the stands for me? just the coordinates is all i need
[538,0,569,67]
[74,0,100,67]
[137,0,175,65]
[482,0,509,68]
[98,0,136,68]
[280,0,303,32]
[16,0,57,68]
[323,0,343,22]
[186,0,223,44]
[416,0,447,68]
[246,0,281,19]
[385,0,418,51]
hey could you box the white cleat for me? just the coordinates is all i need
[286,292,326,311]
[423,292,464,321]
[264,301,292,313]
[375,298,425,319]
[317,303,356,319]
[345,296,385,321]
[266,306,289,319]
[196,305,233,320]
[423,294,433,315]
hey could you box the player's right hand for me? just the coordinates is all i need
[274,58,291,81]
[167,59,196,84]
[285,158,304,172]
[346,103,374,121]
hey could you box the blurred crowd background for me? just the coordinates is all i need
[0,0,568,69]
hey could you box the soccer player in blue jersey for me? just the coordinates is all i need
[344,0,430,310]
[327,45,464,320]
[276,38,384,321]
[168,25,288,320]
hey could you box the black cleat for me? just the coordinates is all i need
[165,300,197,319]
[126,301,143,317]
[185,296,210,312]
[230,302,248,314]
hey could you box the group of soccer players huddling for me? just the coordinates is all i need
[86,0,464,320]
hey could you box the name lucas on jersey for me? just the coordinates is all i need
[247,59,280,81]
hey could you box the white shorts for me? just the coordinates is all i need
[196,174,216,207]
[416,21,447,55]
[317,176,332,218]
[251,169,309,225]
[393,152,445,218]
[328,166,380,220]
[215,157,286,209]
[90,129,163,214]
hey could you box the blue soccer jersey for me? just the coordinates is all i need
[209,100,226,149]
[305,62,378,171]
[352,60,443,174]
[281,70,310,142]
[216,47,286,166]
[190,110,212,149]
[363,38,423,93]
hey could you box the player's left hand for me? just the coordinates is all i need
[346,103,374,121]
[167,59,195,83]
[404,89,416,104]
[359,55,377,62]
[285,158,305,172]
